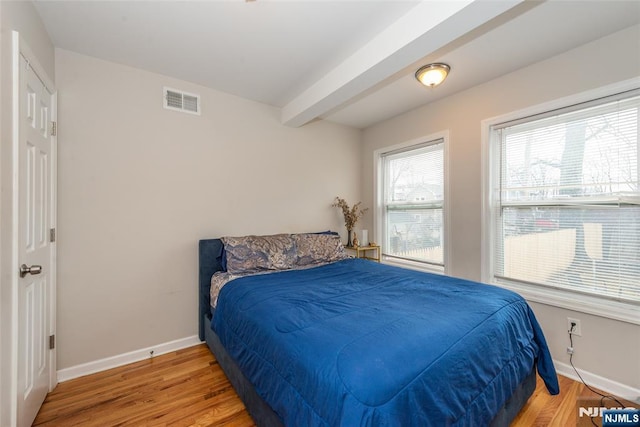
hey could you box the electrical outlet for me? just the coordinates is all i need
[567,317,582,336]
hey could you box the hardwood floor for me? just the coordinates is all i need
[34,345,254,426]
[35,343,628,426]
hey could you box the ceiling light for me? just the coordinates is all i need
[415,63,450,88]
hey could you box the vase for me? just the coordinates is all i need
[346,228,353,247]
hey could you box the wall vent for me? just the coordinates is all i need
[163,87,200,115]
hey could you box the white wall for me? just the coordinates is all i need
[361,26,640,393]
[4,0,638,407]
[55,48,362,370]
[0,1,55,424]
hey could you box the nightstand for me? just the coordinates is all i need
[345,245,381,262]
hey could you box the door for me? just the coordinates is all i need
[16,47,56,427]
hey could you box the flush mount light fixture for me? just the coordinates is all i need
[415,63,450,88]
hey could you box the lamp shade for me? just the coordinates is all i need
[415,63,450,87]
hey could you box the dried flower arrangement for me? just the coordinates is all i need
[332,197,368,232]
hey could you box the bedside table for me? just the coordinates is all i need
[345,245,381,262]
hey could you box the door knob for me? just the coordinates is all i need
[20,264,42,278]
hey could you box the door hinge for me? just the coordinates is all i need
[49,335,55,350]
[50,228,56,243]
[50,121,57,136]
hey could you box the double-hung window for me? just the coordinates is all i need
[379,137,446,270]
[488,90,640,308]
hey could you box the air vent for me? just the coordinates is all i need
[163,87,201,115]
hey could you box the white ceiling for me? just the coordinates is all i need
[34,0,640,129]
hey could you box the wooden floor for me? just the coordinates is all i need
[34,343,627,426]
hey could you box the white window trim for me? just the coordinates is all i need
[374,130,451,275]
[481,77,640,325]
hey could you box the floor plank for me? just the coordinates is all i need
[35,344,632,426]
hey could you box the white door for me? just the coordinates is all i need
[16,46,56,427]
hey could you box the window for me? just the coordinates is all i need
[379,137,446,269]
[488,90,640,306]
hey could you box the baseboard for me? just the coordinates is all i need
[55,341,640,402]
[554,360,640,404]
[57,335,201,383]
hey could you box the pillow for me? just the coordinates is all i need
[222,234,297,274]
[293,233,348,267]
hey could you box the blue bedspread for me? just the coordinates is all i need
[212,258,559,426]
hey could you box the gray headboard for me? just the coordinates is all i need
[198,238,225,341]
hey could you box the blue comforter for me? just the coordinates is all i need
[212,258,559,426]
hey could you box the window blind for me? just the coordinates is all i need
[382,140,444,266]
[493,93,640,303]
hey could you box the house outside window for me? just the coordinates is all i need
[486,88,640,318]
[376,134,448,272]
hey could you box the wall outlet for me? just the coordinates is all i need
[567,317,582,336]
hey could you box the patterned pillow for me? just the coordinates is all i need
[222,234,297,274]
[294,233,348,267]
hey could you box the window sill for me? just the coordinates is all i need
[492,278,640,326]
[382,256,445,275]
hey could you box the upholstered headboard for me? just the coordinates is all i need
[198,238,225,341]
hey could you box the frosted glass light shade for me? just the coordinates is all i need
[415,63,450,87]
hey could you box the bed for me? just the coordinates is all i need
[198,233,559,426]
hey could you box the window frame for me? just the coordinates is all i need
[374,131,450,274]
[481,78,640,325]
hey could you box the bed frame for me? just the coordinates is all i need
[198,238,536,426]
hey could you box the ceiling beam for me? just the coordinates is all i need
[281,0,524,127]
